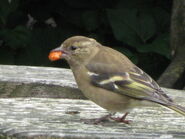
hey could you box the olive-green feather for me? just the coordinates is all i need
[167,104,185,116]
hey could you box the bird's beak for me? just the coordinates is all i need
[48,46,66,61]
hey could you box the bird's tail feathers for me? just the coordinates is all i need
[167,103,185,116]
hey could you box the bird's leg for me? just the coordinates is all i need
[82,113,114,124]
[93,113,114,124]
[110,112,131,124]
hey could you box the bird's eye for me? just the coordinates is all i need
[70,46,77,51]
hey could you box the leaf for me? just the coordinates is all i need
[137,33,170,58]
[0,26,30,49]
[137,12,156,43]
[107,9,156,46]
[107,9,140,46]
[0,0,19,25]
[151,7,170,32]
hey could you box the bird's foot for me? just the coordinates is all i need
[110,112,131,124]
[82,113,112,125]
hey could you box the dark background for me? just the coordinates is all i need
[0,0,172,79]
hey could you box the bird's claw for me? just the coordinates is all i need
[110,112,131,124]
[81,113,112,125]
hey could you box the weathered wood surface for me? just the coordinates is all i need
[0,98,185,139]
[0,65,84,98]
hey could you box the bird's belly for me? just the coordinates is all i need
[81,85,138,112]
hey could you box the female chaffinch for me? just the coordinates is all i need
[49,36,185,124]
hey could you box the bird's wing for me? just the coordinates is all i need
[86,63,173,105]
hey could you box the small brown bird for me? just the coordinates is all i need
[49,36,185,124]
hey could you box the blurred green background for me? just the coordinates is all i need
[0,0,172,79]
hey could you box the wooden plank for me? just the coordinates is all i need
[0,65,84,98]
[0,97,185,139]
[0,65,75,87]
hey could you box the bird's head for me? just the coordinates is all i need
[49,36,100,65]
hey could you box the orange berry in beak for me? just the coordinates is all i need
[48,51,62,61]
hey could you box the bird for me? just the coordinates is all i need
[48,36,185,124]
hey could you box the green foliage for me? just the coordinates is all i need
[107,8,170,59]
[0,0,19,25]
[0,0,30,49]
[0,26,30,49]
[137,33,170,58]
[0,0,172,78]
[107,9,156,45]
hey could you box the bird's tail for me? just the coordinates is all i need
[166,103,185,116]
